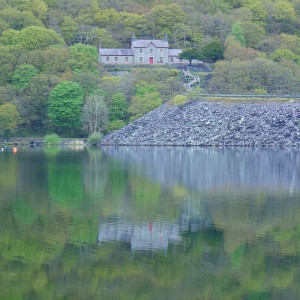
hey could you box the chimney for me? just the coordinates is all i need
[99,42,102,48]
[164,34,168,41]
[131,34,136,41]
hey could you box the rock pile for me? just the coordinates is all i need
[100,100,300,146]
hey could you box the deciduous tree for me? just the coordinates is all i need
[82,94,108,134]
[0,102,21,137]
[48,81,84,133]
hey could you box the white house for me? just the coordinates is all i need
[99,35,184,65]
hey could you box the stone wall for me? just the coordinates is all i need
[100,100,300,146]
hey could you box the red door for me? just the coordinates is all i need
[149,57,154,64]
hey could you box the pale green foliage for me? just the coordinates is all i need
[129,83,162,119]
[240,22,266,48]
[44,133,60,145]
[0,26,65,50]
[0,102,21,136]
[209,58,300,94]
[254,88,268,94]
[269,48,299,62]
[106,119,126,132]
[12,64,39,90]
[273,0,297,21]
[172,95,188,106]
[67,43,98,73]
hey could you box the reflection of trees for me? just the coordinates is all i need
[48,150,84,209]
[1,148,300,299]
[0,152,17,203]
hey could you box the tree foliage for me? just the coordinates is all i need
[48,81,84,132]
[108,92,128,122]
[0,102,20,136]
[11,64,39,90]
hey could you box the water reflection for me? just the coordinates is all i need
[101,147,300,192]
[0,147,300,299]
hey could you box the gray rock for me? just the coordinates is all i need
[100,100,300,147]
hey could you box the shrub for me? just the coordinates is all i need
[87,132,103,146]
[44,133,60,145]
[172,95,188,106]
[106,119,126,132]
[254,88,268,95]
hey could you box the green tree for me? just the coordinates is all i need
[67,43,98,73]
[11,64,39,90]
[269,48,299,62]
[108,92,128,121]
[231,21,246,46]
[240,21,266,48]
[179,48,202,65]
[0,46,16,85]
[201,40,224,62]
[0,103,21,137]
[0,26,65,51]
[60,16,79,45]
[0,8,43,30]
[48,81,84,133]
[17,74,59,129]
[71,72,101,96]
[129,83,162,121]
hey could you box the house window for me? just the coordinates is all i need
[170,57,174,63]
[125,57,128,62]
[106,57,110,61]
[139,49,143,53]
[140,57,143,63]
[115,57,118,62]
[160,48,163,53]
[150,49,153,53]
[159,57,163,63]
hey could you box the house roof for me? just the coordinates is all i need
[169,49,182,56]
[99,49,134,56]
[131,39,169,48]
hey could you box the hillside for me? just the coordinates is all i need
[1,0,300,137]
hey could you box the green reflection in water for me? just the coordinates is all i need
[0,148,299,299]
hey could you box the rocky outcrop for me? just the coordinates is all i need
[100,100,300,146]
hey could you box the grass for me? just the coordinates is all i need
[198,95,300,102]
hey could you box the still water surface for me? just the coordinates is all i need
[0,147,300,299]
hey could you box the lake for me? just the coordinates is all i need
[0,146,300,299]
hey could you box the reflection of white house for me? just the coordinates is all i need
[98,35,183,65]
[98,221,181,251]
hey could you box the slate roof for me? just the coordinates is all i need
[131,39,169,48]
[99,49,134,56]
[169,49,182,56]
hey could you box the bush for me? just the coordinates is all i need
[88,132,103,146]
[44,133,60,145]
[172,95,188,106]
[254,88,268,95]
[106,119,126,132]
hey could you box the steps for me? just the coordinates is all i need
[183,70,200,91]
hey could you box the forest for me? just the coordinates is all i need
[1,0,300,137]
